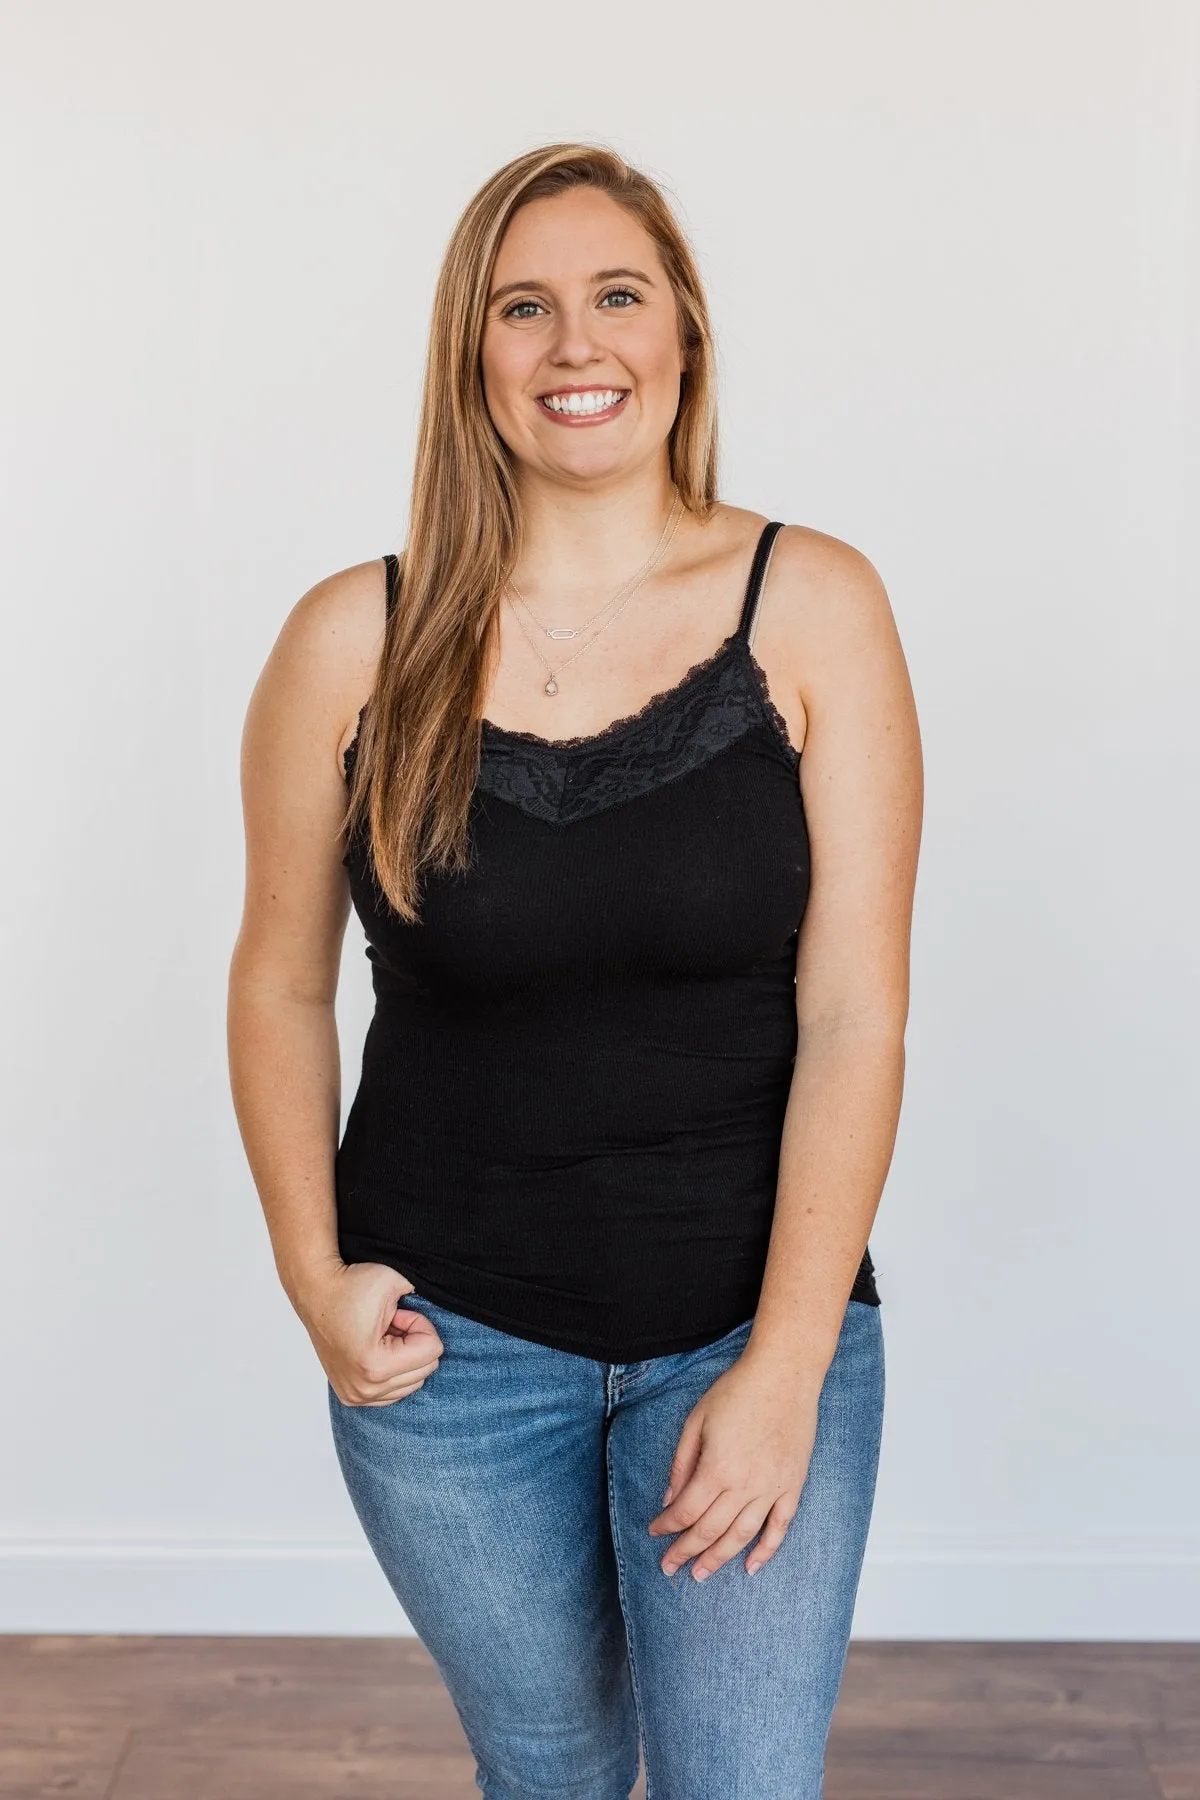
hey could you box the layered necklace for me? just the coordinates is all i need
[504,490,684,697]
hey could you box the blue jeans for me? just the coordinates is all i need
[329,1293,884,1800]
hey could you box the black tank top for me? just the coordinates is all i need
[338,522,880,1360]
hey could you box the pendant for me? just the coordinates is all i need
[544,678,559,696]
[546,627,576,641]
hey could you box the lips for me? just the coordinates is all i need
[537,386,631,422]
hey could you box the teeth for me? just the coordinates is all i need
[542,389,626,414]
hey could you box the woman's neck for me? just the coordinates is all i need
[510,463,683,605]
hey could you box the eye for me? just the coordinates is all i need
[599,286,641,309]
[501,298,546,320]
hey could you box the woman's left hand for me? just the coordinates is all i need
[647,1354,821,1580]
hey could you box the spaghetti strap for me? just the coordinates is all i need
[736,521,785,644]
[382,553,400,622]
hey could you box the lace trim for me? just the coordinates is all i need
[346,638,799,769]
[342,703,369,777]
[480,632,741,753]
[343,638,800,831]
[744,650,801,766]
[475,640,798,828]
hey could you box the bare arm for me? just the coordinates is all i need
[645,524,921,1581]
[227,558,443,1405]
[744,529,923,1384]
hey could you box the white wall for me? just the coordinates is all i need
[2,0,1197,1638]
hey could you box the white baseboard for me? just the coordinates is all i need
[0,1539,409,1637]
[853,1540,1200,1640]
[1,1537,1197,1639]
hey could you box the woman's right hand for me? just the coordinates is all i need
[292,1259,444,1406]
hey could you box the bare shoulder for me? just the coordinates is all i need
[763,523,911,718]
[764,525,922,1027]
[234,557,391,989]
[244,557,390,782]
[291,554,390,664]
[696,506,893,651]
[768,524,893,643]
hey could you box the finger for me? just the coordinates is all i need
[346,1335,441,1400]
[388,1317,442,1359]
[386,1311,442,1349]
[343,1354,442,1406]
[380,1340,442,1381]
[362,1376,431,1406]
[649,1468,724,1541]
[658,1492,746,1575]
[745,1497,798,1575]
[343,1380,425,1407]
[688,1499,775,1580]
[658,1413,704,1514]
[649,1434,718,1535]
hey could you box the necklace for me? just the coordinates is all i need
[505,493,683,697]
[508,489,682,645]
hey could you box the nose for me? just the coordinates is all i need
[546,300,605,370]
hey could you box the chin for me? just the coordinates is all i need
[538,445,641,486]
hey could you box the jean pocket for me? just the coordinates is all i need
[396,1290,440,1316]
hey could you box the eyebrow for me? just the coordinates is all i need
[488,267,657,303]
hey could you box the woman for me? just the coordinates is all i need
[229,143,922,1800]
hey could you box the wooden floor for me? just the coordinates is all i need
[1,1636,1196,1799]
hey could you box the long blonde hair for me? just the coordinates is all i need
[341,143,720,922]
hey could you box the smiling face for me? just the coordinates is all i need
[480,187,687,491]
